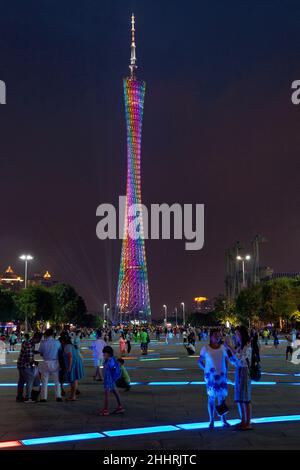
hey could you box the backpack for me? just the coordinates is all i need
[110,357,121,382]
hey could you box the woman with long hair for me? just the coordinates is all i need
[224,325,252,430]
[198,328,230,428]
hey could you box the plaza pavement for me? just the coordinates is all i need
[1,337,300,450]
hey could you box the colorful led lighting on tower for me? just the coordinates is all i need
[116,14,151,322]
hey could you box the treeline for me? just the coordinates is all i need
[215,277,300,326]
[0,283,99,328]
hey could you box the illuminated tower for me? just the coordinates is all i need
[116,14,151,322]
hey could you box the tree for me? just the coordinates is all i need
[0,288,18,322]
[15,286,53,324]
[261,278,298,325]
[214,294,238,326]
[50,283,87,325]
[235,284,262,325]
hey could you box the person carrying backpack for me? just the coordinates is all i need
[99,346,124,416]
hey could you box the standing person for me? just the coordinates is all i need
[224,326,252,431]
[108,329,112,343]
[16,334,39,403]
[60,334,84,401]
[286,332,294,361]
[9,332,18,351]
[119,333,127,357]
[73,330,81,349]
[198,329,230,428]
[90,331,106,381]
[39,328,62,403]
[140,329,148,355]
[273,329,279,349]
[126,331,131,354]
[263,328,269,345]
[99,346,124,416]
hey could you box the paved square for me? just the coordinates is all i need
[1,337,300,450]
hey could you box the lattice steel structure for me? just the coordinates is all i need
[116,14,151,322]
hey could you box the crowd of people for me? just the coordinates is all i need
[1,322,299,428]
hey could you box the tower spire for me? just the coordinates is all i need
[129,13,137,79]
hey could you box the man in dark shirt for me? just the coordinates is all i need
[16,334,39,402]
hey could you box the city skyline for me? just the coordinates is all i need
[0,1,300,317]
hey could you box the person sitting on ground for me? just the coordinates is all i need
[184,342,196,356]
[116,357,131,391]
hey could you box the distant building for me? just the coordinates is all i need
[193,297,213,313]
[262,271,300,282]
[28,271,57,287]
[0,266,23,292]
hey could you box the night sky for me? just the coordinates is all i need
[1,0,300,318]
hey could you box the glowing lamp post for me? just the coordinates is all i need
[19,254,34,332]
[181,302,185,326]
[163,305,167,323]
[236,255,251,288]
[103,303,107,324]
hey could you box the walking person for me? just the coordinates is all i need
[39,328,63,402]
[198,329,230,428]
[90,330,106,381]
[224,326,252,431]
[60,333,84,401]
[99,346,124,416]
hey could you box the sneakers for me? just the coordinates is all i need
[24,399,36,404]
[56,397,63,402]
[99,409,110,416]
[39,399,47,403]
[112,405,125,414]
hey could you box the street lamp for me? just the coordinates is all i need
[181,302,185,326]
[236,255,251,288]
[163,304,167,323]
[103,303,107,324]
[19,254,34,332]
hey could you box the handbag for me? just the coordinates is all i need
[216,401,229,416]
[247,357,261,381]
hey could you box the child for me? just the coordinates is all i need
[90,330,106,381]
[99,346,124,416]
[116,358,131,391]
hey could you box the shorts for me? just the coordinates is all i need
[93,357,104,368]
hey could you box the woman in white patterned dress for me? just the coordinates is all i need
[198,329,230,428]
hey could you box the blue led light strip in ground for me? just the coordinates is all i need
[103,425,179,437]
[1,413,300,447]
[22,432,104,446]
[148,381,190,386]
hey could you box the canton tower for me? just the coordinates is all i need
[116,14,151,322]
